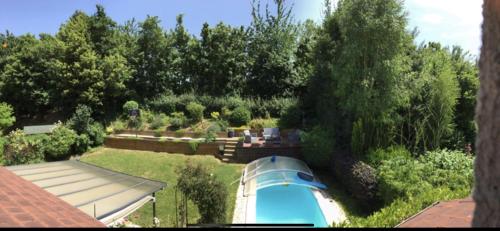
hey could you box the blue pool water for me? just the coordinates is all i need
[256,184,328,227]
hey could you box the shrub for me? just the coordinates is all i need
[366,146,412,168]
[210,111,220,120]
[142,110,155,123]
[122,100,139,116]
[68,104,94,134]
[44,122,77,160]
[248,118,278,130]
[87,122,105,147]
[228,106,251,126]
[203,130,217,143]
[278,104,302,129]
[175,129,187,138]
[300,126,333,169]
[0,137,6,165]
[186,102,205,123]
[176,162,228,224]
[170,112,187,130]
[188,140,200,153]
[332,151,379,210]
[154,129,163,137]
[110,120,126,132]
[0,102,15,134]
[150,114,167,130]
[73,134,91,154]
[4,130,45,165]
[148,94,177,114]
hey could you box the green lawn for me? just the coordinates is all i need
[80,148,245,227]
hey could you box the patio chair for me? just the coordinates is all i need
[263,128,280,141]
[244,130,259,144]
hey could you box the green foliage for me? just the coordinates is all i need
[300,126,333,169]
[149,113,167,130]
[278,103,302,129]
[186,102,205,123]
[376,148,473,205]
[188,140,200,153]
[366,146,412,168]
[122,100,139,115]
[74,133,91,154]
[248,118,278,130]
[154,129,163,137]
[170,112,187,130]
[68,104,94,134]
[228,106,251,126]
[0,137,6,165]
[176,162,228,224]
[87,122,105,147]
[4,130,44,165]
[0,102,15,133]
[44,122,77,159]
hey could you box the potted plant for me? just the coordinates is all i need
[227,128,235,138]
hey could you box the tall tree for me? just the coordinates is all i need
[134,16,171,99]
[88,4,117,57]
[195,22,248,96]
[473,0,500,227]
[170,14,197,94]
[247,0,299,98]
[57,11,104,115]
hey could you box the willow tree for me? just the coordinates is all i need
[473,0,500,227]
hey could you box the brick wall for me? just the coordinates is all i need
[114,130,228,138]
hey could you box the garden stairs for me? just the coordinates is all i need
[220,138,239,163]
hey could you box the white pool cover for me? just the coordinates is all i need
[6,160,166,226]
[242,156,326,195]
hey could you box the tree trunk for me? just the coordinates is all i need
[473,0,500,227]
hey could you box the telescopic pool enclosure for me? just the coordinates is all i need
[6,160,166,226]
[242,156,326,196]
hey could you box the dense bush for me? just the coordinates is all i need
[278,103,302,128]
[186,102,205,123]
[169,112,187,130]
[376,148,474,205]
[68,104,94,134]
[0,102,15,134]
[73,134,91,154]
[248,118,278,130]
[4,130,45,165]
[44,122,77,160]
[176,162,228,224]
[87,122,105,147]
[300,126,333,169]
[228,106,251,126]
[147,94,177,114]
[366,146,412,168]
[332,151,379,209]
[149,114,168,130]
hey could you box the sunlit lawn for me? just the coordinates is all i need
[80,148,245,227]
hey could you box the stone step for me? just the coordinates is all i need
[222,158,231,162]
[224,149,235,153]
[223,153,234,157]
[226,141,239,144]
[225,144,237,148]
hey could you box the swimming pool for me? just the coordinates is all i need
[256,184,328,227]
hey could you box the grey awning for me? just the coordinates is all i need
[6,160,166,225]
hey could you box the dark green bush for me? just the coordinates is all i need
[278,104,302,128]
[0,102,15,134]
[148,94,177,114]
[68,104,94,134]
[73,134,91,154]
[87,122,105,147]
[176,162,228,224]
[186,102,205,123]
[366,146,412,168]
[0,136,6,165]
[44,123,77,160]
[248,118,278,130]
[300,126,333,169]
[170,112,187,130]
[332,151,379,209]
[4,130,45,165]
[228,106,251,126]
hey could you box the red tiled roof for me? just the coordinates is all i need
[0,167,105,228]
[396,198,475,228]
